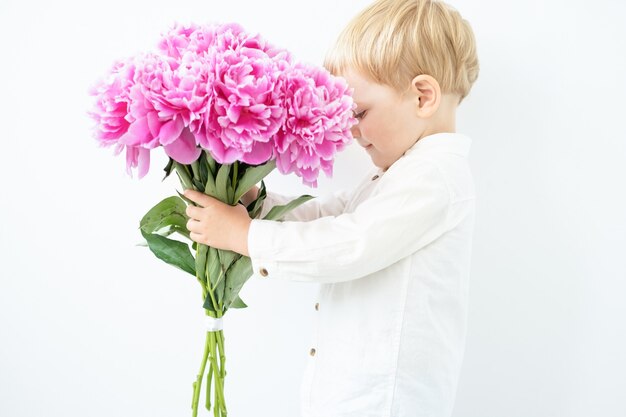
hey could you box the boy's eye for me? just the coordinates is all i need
[353,110,367,120]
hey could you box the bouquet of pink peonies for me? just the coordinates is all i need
[88,22,356,416]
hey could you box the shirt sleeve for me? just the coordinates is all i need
[256,188,354,222]
[247,160,451,284]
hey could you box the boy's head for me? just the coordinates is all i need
[324,0,479,170]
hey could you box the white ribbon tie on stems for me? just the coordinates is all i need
[205,316,224,332]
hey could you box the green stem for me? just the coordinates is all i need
[191,331,212,416]
[217,331,227,415]
[215,330,226,415]
[204,251,225,415]
[209,332,219,417]
[205,362,213,411]
[218,331,226,379]
[208,331,227,416]
[216,330,227,414]
[179,153,229,415]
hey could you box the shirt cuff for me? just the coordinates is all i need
[247,218,281,280]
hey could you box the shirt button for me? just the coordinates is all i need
[259,267,268,277]
[314,302,319,311]
[310,348,316,356]
[371,174,379,181]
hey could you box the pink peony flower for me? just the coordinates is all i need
[186,24,220,56]
[273,63,357,187]
[119,52,202,165]
[88,59,135,143]
[198,23,293,165]
[90,21,357,185]
[156,22,198,59]
[88,58,153,179]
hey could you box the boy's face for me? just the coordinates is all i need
[341,67,426,171]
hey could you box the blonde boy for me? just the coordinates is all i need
[183,0,480,416]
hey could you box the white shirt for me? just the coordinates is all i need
[247,132,476,417]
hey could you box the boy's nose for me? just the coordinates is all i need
[350,124,361,139]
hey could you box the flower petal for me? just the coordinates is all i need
[146,111,162,138]
[241,140,273,165]
[159,117,185,145]
[163,128,201,164]
[137,147,151,179]
[120,116,152,146]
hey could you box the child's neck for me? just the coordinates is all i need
[426,93,459,135]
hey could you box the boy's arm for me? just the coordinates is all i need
[241,169,375,222]
[256,189,354,221]
[247,160,458,284]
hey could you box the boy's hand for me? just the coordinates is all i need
[183,189,251,257]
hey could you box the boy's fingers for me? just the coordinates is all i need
[185,204,201,218]
[183,189,211,207]
[189,231,205,245]
[186,218,200,232]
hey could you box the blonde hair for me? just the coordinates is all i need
[324,0,479,105]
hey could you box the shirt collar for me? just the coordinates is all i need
[402,132,472,159]
[374,132,472,175]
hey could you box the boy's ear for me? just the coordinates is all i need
[410,74,441,118]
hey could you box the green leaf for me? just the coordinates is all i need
[207,246,222,293]
[218,249,239,273]
[249,180,267,219]
[169,226,190,240]
[204,174,218,198]
[215,163,231,203]
[197,152,209,185]
[140,229,196,276]
[195,244,209,287]
[226,182,234,204]
[230,295,248,309]
[139,196,189,235]
[201,250,241,312]
[204,150,217,178]
[263,194,316,221]
[233,160,276,203]
[173,162,193,190]
[214,248,229,303]
[192,177,204,191]
[204,293,217,312]
[176,190,195,207]
[221,256,253,311]
[146,225,190,240]
[162,158,174,181]
[202,247,223,312]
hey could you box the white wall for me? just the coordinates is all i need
[1,0,624,416]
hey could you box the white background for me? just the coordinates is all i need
[1,0,625,416]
